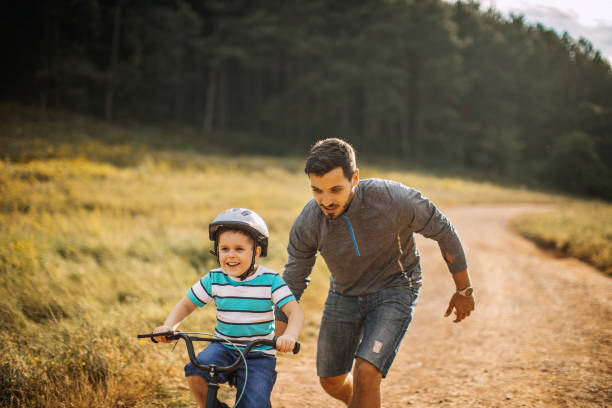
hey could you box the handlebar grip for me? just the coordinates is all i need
[254,339,300,354]
[273,340,300,354]
[137,331,178,343]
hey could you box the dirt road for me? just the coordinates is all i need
[271,205,612,407]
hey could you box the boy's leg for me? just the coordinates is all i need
[232,353,277,408]
[184,343,235,407]
[187,375,208,408]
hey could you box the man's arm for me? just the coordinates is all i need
[275,210,318,329]
[391,183,474,321]
[444,269,475,323]
[274,246,316,329]
[391,183,468,274]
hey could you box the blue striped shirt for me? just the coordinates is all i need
[187,265,295,354]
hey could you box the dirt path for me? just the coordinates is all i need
[271,204,612,407]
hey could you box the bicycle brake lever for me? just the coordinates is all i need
[137,331,179,343]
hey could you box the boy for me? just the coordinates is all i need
[154,208,304,408]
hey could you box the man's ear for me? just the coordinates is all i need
[351,168,359,187]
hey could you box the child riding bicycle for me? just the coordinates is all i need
[153,208,304,408]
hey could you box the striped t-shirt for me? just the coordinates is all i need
[187,265,295,355]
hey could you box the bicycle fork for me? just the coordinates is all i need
[205,366,230,408]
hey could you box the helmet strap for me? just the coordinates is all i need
[210,242,219,262]
[238,246,257,281]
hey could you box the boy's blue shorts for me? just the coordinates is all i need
[185,342,277,408]
[317,285,419,378]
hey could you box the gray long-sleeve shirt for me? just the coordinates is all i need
[276,178,467,321]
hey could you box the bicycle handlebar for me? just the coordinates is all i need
[137,331,300,374]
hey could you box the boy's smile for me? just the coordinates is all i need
[217,230,261,278]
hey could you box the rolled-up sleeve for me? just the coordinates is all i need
[391,182,468,274]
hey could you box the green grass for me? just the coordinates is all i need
[1,103,609,407]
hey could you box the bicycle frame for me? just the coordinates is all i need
[138,331,299,408]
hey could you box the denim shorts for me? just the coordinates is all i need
[317,285,419,378]
[184,342,277,408]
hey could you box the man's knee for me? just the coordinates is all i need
[353,358,382,387]
[320,374,348,392]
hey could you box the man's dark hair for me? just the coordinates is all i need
[304,138,357,180]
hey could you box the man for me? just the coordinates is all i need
[275,138,474,408]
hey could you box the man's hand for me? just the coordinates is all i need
[444,293,475,323]
[275,334,297,353]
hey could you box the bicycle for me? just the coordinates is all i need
[138,331,300,408]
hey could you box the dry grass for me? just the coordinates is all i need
[0,154,314,408]
[510,202,612,276]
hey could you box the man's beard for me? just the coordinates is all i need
[320,204,341,219]
[319,190,355,219]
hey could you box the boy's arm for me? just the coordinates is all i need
[276,299,304,353]
[153,295,197,343]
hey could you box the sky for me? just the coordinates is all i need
[446,0,612,63]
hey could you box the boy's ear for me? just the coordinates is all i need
[255,245,262,258]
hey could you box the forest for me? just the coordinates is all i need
[3,0,612,199]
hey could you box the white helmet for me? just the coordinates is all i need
[209,208,269,257]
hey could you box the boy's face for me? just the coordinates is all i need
[217,230,261,278]
[309,166,359,220]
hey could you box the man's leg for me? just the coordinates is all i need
[319,373,353,405]
[350,358,382,408]
[187,375,208,408]
[316,291,363,406]
[349,286,419,407]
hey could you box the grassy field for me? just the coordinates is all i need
[1,106,610,407]
[510,202,612,276]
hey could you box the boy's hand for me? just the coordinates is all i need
[275,334,297,353]
[153,326,173,343]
